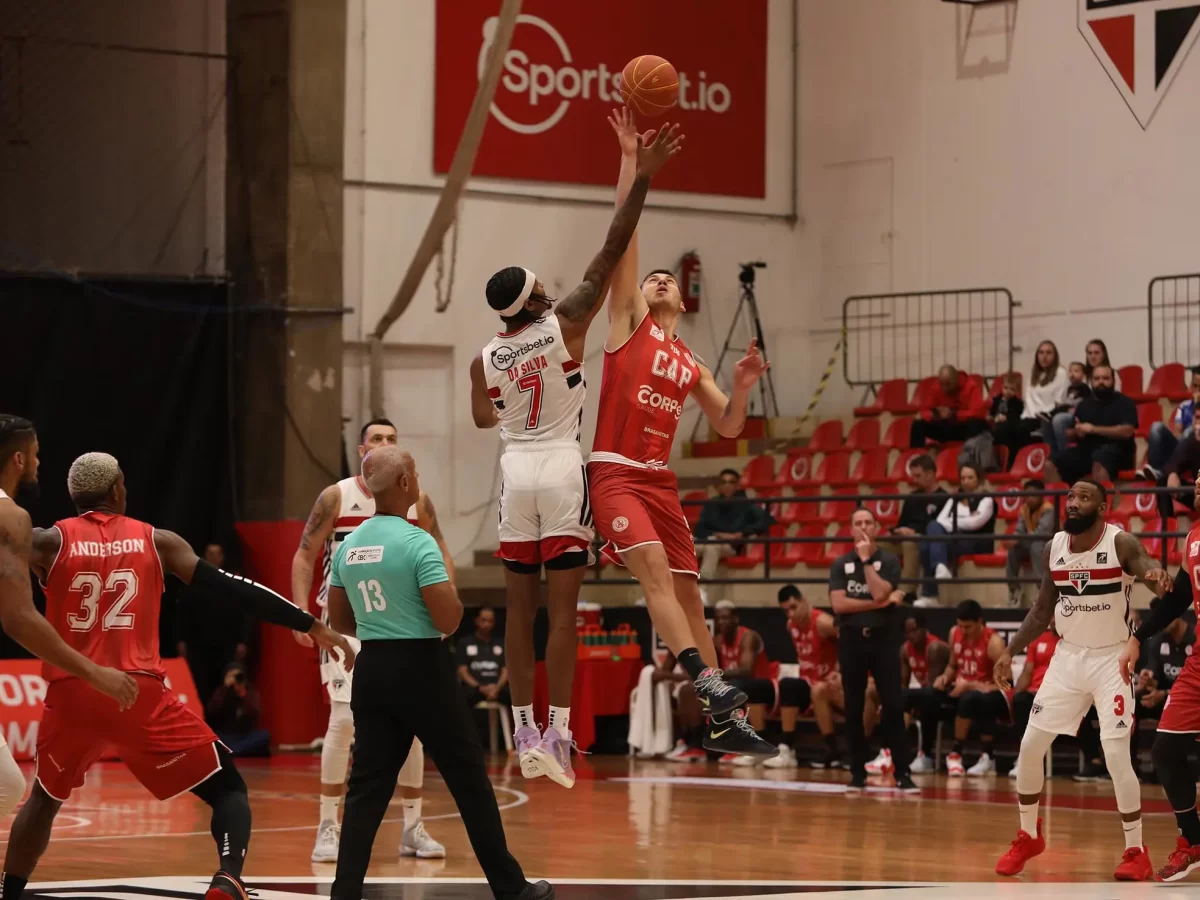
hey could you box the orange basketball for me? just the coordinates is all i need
[620,55,679,118]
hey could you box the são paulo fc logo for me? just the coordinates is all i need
[1068,570,1091,593]
[611,516,629,533]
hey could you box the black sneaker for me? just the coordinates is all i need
[205,871,250,900]
[810,747,842,770]
[846,773,866,793]
[702,709,778,758]
[516,881,555,900]
[693,667,748,718]
[895,774,921,794]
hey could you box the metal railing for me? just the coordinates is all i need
[1148,273,1200,370]
[588,485,1193,585]
[843,287,1017,394]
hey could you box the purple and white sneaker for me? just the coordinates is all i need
[515,725,543,780]
[530,726,576,789]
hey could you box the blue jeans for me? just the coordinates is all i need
[1148,422,1193,471]
[218,729,272,757]
[1046,411,1075,456]
[918,521,994,597]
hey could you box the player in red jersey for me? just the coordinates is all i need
[711,602,774,755]
[0,453,353,900]
[1120,472,1200,881]
[590,108,774,758]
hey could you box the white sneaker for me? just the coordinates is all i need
[913,596,939,608]
[310,820,340,863]
[400,821,446,859]
[966,752,995,777]
[763,745,797,769]
[865,748,894,775]
[946,752,966,777]
[730,754,760,767]
[1008,766,1019,779]
[910,751,935,773]
[664,740,690,761]
[935,563,953,580]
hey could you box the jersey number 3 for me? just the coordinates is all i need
[517,373,543,429]
[67,570,138,632]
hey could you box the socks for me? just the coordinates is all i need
[1176,808,1200,846]
[513,705,536,729]
[402,797,422,830]
[1018,801,1039,836]
[1,874,27,900]
[548,706,571,734]
[1123,818,1143,850]
[824,733,837,751]
[953,741,964,756]
[678,647,707,680]
[319,794,341,825]
[780,730,796,749]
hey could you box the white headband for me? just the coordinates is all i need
[499,268,537,317]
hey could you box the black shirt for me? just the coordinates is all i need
[895,488,949,533]
[1074,391,1138,455]
[828,548,902,628]
[455,634,506,685]
[1164,433,1200,478]
[1148,627,1195,690]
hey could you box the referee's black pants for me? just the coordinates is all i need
[839,621,911,779]
[332,639,529,900]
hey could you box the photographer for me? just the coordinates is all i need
[205,662,271,758]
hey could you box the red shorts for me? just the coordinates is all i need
[1159,655,1200,734]
[37,674,222,801]
[587,462,698,576]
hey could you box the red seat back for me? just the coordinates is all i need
[681,490,707,528]
[935,445,962,482]
[1118,365,1144,397]
[1147,363,1188,400]
[882,417,915,451]
[814,453,849,484]
[887,448,923,483]
[795,523,828,565]
[776,488,820,525]
[877,379,910,413]
[849,447,889,483]
[1136,403,1163,437]
[808,419,846,453]
[911,376,940,408]
[778,453,814,486]
[739,454,776,489]
[1010,443,1050,479]
[825,528,854,561]
[995,486,1024,521]
[1132,491,1158,520]
[844,418,881,451]
[865,486,901,526]
[821,499,857,522]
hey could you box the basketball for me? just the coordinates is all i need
[620,55,680,118]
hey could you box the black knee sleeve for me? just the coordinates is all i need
[779,677,811,710]
[502,558,541,575]
[1154,731,1198,810]
[191,744,251,877]
[544,549,588,570]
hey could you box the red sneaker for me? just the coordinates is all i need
[1157,837,1200,882]
[995,819,1046,876]
[1114,845,1154,881]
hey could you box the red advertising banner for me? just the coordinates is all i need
[434,0,768,198]
[0,660,200,761]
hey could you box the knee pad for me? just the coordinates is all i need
[544,549,588,571]
[503,558,541,575]
[397,737,424,789]
[321,702,355,785]
[0,747,25,818]
[1014,726,1055,795]
[1102,737,1142,813]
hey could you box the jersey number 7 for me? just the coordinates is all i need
[517,372,543,429]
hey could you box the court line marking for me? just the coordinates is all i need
[28,877,947,887]
[3,787,528,846]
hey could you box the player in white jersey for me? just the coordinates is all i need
[992,478,1172,880]
[291,418,454,862]
[468,122,681,787]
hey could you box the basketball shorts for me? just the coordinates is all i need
[1028,641,1133,741]
[37,674,221,801]
[587,461,698,577]
[497,442,593,567]
[320,624,361,703]
[1157,654,1200,734]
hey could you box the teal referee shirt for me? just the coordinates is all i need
[330,515,448,640]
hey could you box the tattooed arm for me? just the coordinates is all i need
[416,491,456,589]
[1115,530,1173,597]
[994,543,1056,689]
[290,484,340,646]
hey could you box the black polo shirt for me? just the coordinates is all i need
[1149,627,1195,690]
[455,634,506,685]
[1074,392,1138,456]
[828,548,903,629]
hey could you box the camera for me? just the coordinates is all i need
[739,261,767,286]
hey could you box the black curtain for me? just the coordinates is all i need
[0,273,235,657]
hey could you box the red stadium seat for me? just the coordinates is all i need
[844,418,881,452]
[884,448,923,485]
[994,486,1024,521]
[818,528,854,566]
[769,525,806,569]
[882,417,915,451]
[790,523,828,567]
[962,520,1009,567]
[934,445,963,482]
[865,486,901,527]
[988,372,1022,399]
[808,419,846,453]
[740,454,776,490]
[1135,403,1163,439]
[776,452,815,487]
[724,536,766,569]
[1139,518,1183,566]
[820,499,857,522]
[854,379,909,417]
[990,443,1051,484]
[1118,365,1145,400]
[775,488,820,525]
[899,377,940,415]
[1132,490,1158,521]
[1145,363,1191,402]
[681,490,708,528]
[832,447,889,487]
[1109,509,1133,533]
[1099,482,1126,516]
[807,452,849,488]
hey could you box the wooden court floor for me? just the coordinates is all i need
[13,753,1200,896]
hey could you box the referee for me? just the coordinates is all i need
[326,446,553,900]
[829,507,919,793]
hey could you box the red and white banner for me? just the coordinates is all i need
[0,660,200,761]
[434,0,768,198]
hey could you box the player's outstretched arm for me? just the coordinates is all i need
[995,544,1055,688]
[1121,567,1194,681]
[691,341,770,438]
[0,506,138,708]
[416,491,456,589]
[290,484,340,646]
[469,355,499,430]
[1115,530,1173,596]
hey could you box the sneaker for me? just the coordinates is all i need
[205,871,250,900]
[967,752,995,777]
[529,726,576,788]
[667,746,707,762]
[515,725,543,780]
[995,818,1045,876]
[664,740,691,761]
[865,748,894,776]
[730,754,760,767]
[400,821,446,859]
[693,667,748,718]
[310,819,339,863]
[702,709,778,758]
[946,752,966,777]
[934,563,953,580]
[717,753,739,764]
[1138,464,1161,482]
[763,744,797,769]
[516,881,556,900]
[910,752,935,774]
[1157,836,1200,882]
[895,774,921,794]
[811,746,842,770]
[1073,760,1107,782]
[1007,587,1022,607]
[1114,845,1154,881]
[846,773,866,793]
[913,596,939,608]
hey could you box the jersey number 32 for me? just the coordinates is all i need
[67,569,138,632]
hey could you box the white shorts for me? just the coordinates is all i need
[1028,640,1134,741]
[319,615,360,702]
[497,442,593,567]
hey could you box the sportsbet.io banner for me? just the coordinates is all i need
[433,0,769,198]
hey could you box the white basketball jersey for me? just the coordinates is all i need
[481,315,585,444]
[1048,522,1133,648]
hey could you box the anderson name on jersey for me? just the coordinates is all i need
[1048,522,1134,647]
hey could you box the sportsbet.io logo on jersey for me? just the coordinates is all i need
[490,334,555,374]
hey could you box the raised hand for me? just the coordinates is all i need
[635,123,684,179]
[608,106,655,158]
[733,339,769,391]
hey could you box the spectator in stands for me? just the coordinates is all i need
[177,541,252,715]
[712,602,776,764]
[769,585,840,770]
[1047,364,1138,484]
[694,469,769,600]
[1019,341,1070,443]
[988,373,1028,467]
[1132,601,1195,776]
[1142,366,1200,480]
[1046,361,1092,455]
[206,662,271,757]
[915,464,996,607]
[1084,338,1111,379]
[1153,406,1200,521]
[909,364,988,449]
[1005,479,1056,607]
[456,607,510,710]
[882,454,947,588]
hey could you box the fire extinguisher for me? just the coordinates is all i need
[679,252,701,314]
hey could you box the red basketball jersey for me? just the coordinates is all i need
[950,624,996,682]
[1186,521,1200,618]
[1022,630,1059,692]
[904,634,947,687]
[788,609,838,684]
[716,625,770,678]
[591,312,702,468]
[41,512,166,682]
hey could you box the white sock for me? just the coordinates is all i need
[319,794,341,825]
[1018,801,1039,836]
[548,706,571,733]
[402,797,421,829]
[514,704,536,729]
[1122,818,1143,850]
